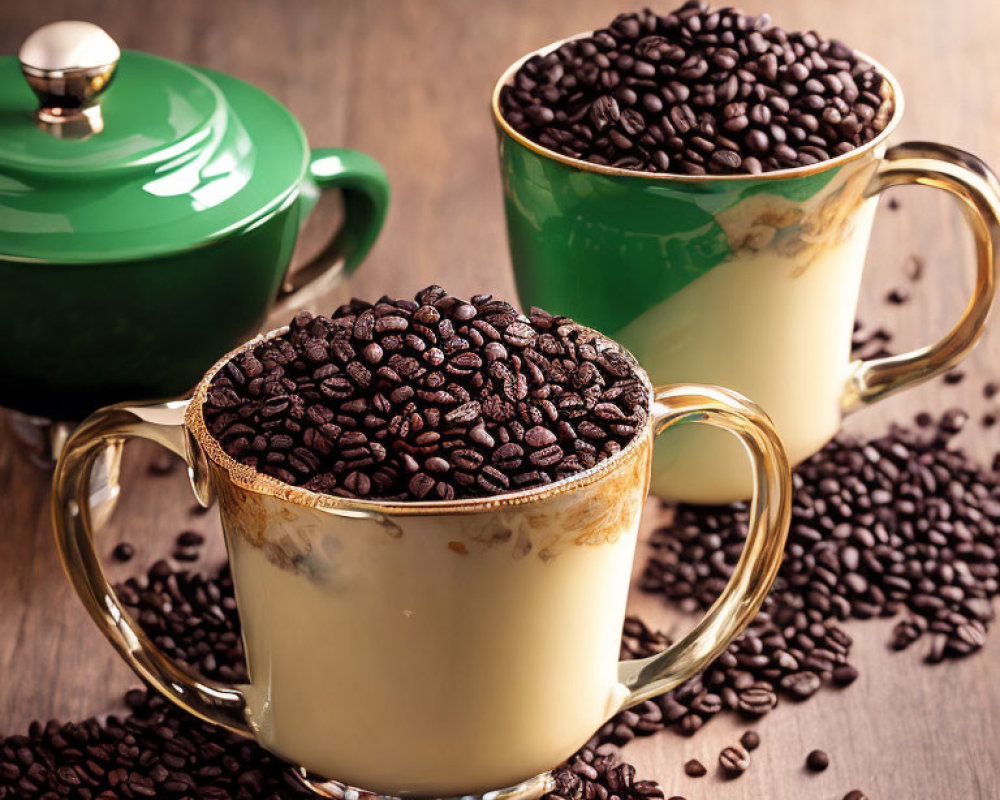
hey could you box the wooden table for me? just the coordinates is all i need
[2,1,999,797]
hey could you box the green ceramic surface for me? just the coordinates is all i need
[0,51,389,419]
[498,132,837,337]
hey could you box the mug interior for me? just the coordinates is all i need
[185,322,657,516]
[491,33,904,182]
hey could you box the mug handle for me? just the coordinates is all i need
[51,400,254,738]
[267,147,390,326]
[842,142,1000,412]
[616,384,791,709]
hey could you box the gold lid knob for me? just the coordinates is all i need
[19,21,120,138]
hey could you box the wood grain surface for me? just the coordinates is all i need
[2,2,1000,798]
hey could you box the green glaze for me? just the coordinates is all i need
[0,51,389,419]
[498,132,837,336]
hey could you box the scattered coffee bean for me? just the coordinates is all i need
[718,744,750,777]
[832,664,859,687]
[740,730,760,751]
[146,451,177,476]
[843,791,869,800]
[806,749,830,772]
[985,381,998,399]
[176,531,205,548]
[886,287,910,304]
[683,759,707,777]
[944,369,965,385]
[204,287,648,501]
[888,197,901,211]
[111,542,135,563]
[903,254,924,281]
[499,2,890,175]
[172,547,201,562]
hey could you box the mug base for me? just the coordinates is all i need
[291,767,555,800]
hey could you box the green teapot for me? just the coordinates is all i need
[0,21,390,424]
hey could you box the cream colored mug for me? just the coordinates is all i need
[53,328,791,799]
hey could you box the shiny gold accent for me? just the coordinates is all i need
[842,142,1000,411]
[617,384,791,707]
[491,36,903,183]
[22,62,118,138]
[51,401,253,738]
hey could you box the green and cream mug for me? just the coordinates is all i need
[53,326,791,799]
[494,42,1000,503]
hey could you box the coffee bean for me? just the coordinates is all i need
[176,531,205,548]
[683,759,706,777]
[806,750,829,772]
[718,745,750,777]
[147,452,177,476]
[740,731,760,751]
[203,289,648,502]
[737,686,777,716]
[112,542,135,563]
[500,3,890,175]
[832,665,859,686]
[886,287,910,304]
[843,792,869,800]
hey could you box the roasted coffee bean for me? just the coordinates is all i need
[718,744,750,777]
[204,288,647,501]
[683,759,706,777]
[740,731,760,751]
[499,2,890,174]
[843,791,869,800]
[806,750,830,772]
[112,542,135,563]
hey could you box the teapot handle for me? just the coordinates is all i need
[268,148,389,326]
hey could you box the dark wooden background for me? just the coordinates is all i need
[3,2,1000,798]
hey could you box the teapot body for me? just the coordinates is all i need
[0,198,302,419]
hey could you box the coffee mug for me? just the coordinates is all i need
[53,327,791,799]
[494,42,1000,503]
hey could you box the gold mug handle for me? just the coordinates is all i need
[617,384,791,708]
[51,400,254,738]
[843,142,1000,412]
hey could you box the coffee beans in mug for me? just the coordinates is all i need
[204,286,649,501]
[498,1,890,175]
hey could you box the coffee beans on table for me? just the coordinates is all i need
[643,415,1000,665]
[204,286,648,501]
[740,731,760,751]
[718,744,750,777]
[806,749,830,772]
[498,1,891,175]
[682,759,706,777]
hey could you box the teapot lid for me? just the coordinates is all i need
[0,22,308,263]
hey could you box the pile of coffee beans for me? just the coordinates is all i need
[204,287,648,501]
[642,413,1000,666]
[498,1,890,174]
[547,749,664,800]
[596,609,855,748]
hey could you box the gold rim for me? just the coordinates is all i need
[185,325,655,516]
[491,33,904,182]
